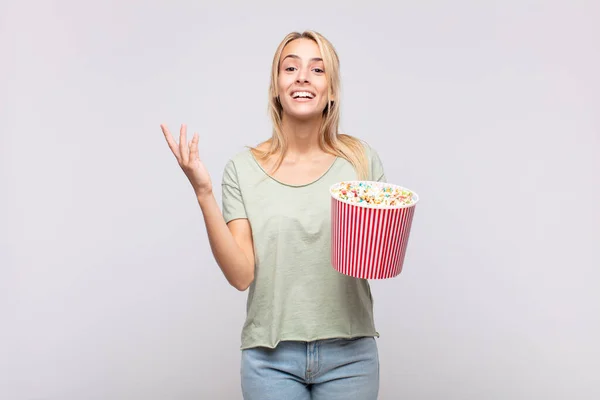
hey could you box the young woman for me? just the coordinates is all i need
[161,30,386,400]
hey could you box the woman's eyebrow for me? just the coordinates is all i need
[281,54,323,63]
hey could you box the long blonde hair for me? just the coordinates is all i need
[250,30,369,180]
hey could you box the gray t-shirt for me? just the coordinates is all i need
[221,142,386,350]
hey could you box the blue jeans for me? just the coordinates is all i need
[241,336,379,400]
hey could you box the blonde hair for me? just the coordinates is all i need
[249,30,369,180]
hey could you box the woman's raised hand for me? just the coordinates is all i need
[161,123,213,198]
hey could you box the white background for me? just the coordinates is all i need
[2,0,599,399]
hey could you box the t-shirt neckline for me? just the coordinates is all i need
[248,150,340,188]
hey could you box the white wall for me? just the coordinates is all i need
[2,0,599,399]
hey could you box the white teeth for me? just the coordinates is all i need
[292,91,315,99]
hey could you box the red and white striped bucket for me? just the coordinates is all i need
[330,181,419,279]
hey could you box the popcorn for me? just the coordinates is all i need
[330,180,419,279]
[330,181,416,207]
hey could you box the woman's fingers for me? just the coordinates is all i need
[160,124,181,162]
[189,133,199,161]
[161,123,198,167]
[179,124,189,165]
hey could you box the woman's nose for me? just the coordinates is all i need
[296,69,309,83]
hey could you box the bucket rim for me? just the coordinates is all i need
[330,180,419,210]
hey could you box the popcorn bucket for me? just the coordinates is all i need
[330,181,419,279]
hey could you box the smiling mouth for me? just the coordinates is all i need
[291,91,316,99]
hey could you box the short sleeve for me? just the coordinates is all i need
[221,159,247,223]
[369,146,387,183]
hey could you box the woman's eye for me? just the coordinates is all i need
[284,66,324,73]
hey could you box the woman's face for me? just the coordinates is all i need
[277,38,330,121]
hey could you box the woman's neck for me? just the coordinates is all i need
[281,114,323,159]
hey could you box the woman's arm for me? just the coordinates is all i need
[197,192,255,291]
[161,123,254,291]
